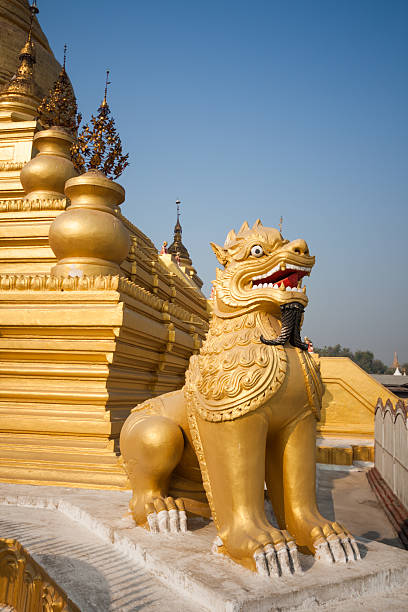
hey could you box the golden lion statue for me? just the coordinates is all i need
[120,220,360,576]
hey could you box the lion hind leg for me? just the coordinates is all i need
[120,412,186,531]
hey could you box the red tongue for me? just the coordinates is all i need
[281,271,301,288]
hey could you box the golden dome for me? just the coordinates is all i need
[0,0,61,100]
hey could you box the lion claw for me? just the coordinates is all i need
[145,497,188,534]
[313,524,361,564]
[254,541,303,577]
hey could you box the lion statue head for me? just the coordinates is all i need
[210,219,315,319]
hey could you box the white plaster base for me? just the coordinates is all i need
[1,483,408,612]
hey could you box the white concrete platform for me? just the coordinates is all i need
[0,469,408,612]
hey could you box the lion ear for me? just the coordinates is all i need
[210,242,228,266]
[224,229,236,248]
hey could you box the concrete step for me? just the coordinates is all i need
[0,504,199,612]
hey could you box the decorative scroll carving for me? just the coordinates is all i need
[0,199,67,212]
[0,274,207,330]
[0,161,25,172]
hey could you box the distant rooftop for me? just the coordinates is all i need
[372,374,408,399]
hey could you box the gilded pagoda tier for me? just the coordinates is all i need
[0,274,208,488]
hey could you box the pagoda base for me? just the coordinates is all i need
[0,274,204,489]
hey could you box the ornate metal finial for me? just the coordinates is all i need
[102,70,111,107]
[176,200,181,224]
[22,1,39,51]
[37,45,82,134]
[279,216,283,234]
[71,72,129,179]
[29,1,39,35]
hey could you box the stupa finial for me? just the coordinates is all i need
[71,71,129,179]
[63,44,67,70]
[18,0,38,58]
[101,70,111,108]
[176,199,181,225]
[0,0,39,103]
[168,199,193,266]
[37,44,82,135]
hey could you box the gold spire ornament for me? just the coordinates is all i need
[71,71,129,179]
[37,45,81,135]
[0,1,41,116]
[168,199,193,266]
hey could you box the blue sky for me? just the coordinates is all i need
[38,0,407,365]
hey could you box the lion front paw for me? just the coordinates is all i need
[312,522,361,564]
[213,529,302,577]
[145,496,188,534]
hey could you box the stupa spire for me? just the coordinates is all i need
[168,200,192,265]
[0,0,40,116]
[101,70,111,108]
[392,351,402,376]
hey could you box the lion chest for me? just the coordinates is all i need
[263,347,310,428]
[184,312,323,423]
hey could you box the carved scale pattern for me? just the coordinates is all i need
[185,311,287,422]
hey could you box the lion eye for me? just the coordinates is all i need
[250,245,264,257]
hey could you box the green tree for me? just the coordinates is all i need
[316,344,353,359]
[315,345,389,374]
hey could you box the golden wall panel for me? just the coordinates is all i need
[318,357,400,439]
[0,276,208,489]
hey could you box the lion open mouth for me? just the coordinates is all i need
[251,264,311,292]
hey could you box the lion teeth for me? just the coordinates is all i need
[252,264,311,283]
[251,282,306,293]
[251,264,280,282]
[286,264,311,272]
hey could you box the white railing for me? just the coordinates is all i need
[375,398,408,509]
